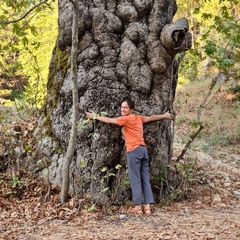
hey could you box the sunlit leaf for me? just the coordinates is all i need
[115,164,122,170]
[42,168,48,175]
[101,167,107,172]
[101,187,109,193]
[87,204,95,212]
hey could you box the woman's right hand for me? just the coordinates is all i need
[86,111,96,119]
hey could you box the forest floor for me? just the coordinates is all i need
[0,140,239,240]
[1,80,240,239]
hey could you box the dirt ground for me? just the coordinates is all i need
[1,146,240,240]
[1,105,240,240]
[1,200,240,240]
[27,204,240,240]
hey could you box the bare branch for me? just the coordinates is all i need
[0,0,51,25]
[60,0,79,204]
[176,123,204,162]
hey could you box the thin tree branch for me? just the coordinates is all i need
[0,0,50,25]
[176,123,204,162]
[169,53,185,162]
[60,0,79,204]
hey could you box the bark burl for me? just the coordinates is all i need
[35,0,192,204]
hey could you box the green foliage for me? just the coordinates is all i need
[177,49,201,84]
[87,204,96,212]
[189,119,202,128]
[2,175,30,195]
[158,156,200,205]
[176,0,240,85]
[17,7,58,108]
[77,115,129,202]
[11,176,22,187]
[100,165,123,190]
[0,0,58,109]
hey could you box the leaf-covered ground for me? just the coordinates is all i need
[0,172,240,240]
[28,204,240,240]
[1,128,240,239]
[1,91,240,239]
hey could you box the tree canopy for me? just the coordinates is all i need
[175,0,240,84]
[0,0,57,108]
[0,0,239,107]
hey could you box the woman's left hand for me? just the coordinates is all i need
[164,111,174,120]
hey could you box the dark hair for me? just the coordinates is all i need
[122,97,135,110]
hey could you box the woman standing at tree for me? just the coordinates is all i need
[86,98,174,215]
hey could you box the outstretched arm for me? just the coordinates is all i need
[143,111,174,123]
[86,112,118,124]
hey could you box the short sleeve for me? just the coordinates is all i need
[139,115,144,123]
[116,116,126,126]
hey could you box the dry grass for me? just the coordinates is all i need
[174,78,240,149]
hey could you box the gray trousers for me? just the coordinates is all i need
[127,145,154,204]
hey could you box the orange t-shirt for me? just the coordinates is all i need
[116,114,146,152]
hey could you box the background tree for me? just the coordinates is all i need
[176,0,239,84]
[17,4,58,109]
[35,0,192,204]
[0,0,57,109]
[173,0,239,156]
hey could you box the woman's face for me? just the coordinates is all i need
[120,101,133,116]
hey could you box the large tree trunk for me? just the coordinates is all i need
[35,0,192,204]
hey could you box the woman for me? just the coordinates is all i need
[86,98,174,215]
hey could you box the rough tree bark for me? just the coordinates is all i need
[35,0,192,204]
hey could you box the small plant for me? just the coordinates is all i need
[161,158,198,204]
[100,165,123,193]
[11,176,22,187]
[83,112,130,204]
[88,204,96,212]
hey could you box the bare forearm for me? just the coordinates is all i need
[148,115,166,121]
[86,112,117,124]
[143,112,174,123]
[95,115,116,124]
